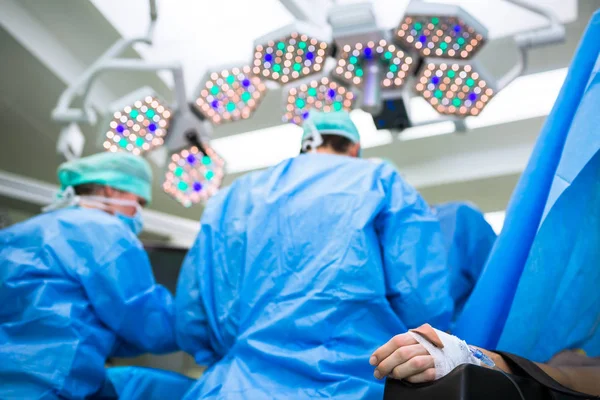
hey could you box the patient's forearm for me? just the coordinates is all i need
[537,365,600,395]
[481,349,600,396]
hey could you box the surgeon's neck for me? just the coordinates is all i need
[315,147,350,156]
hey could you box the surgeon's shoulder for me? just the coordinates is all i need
[0,207,138,252]
[372,161,435,211]
[447,201,486,220]
[371,160,409,187]
[202,169,266,217]
[55,207,139,243]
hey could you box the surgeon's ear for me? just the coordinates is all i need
[102,186,116,198]
[349,143,361,158]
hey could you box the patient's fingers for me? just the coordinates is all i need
[370,333,418,366]
[389,355,435,381]
[404,367,436,383]
[374,343,429,378]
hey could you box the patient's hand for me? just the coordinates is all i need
[369,332,435,383]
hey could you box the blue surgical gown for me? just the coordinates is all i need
[0,207,178,400]
[433,202,497,318]
[106,366,195,399]
[176,153,453,399]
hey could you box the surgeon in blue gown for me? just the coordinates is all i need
[433,202,497,318]
[176,111,453,399]
[0,152,192,399]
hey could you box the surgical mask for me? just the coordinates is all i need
[81,196,144,236]
[115,211,144,236]
[43,187,144,235]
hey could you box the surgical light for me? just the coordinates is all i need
[163,144,225,208]
[102,88,172,155]
[415,61,495,116]
[333,40,415,89]
[194,65,267,125]
[395,2,488,60]
[284,77,356,125]
[253,29,329,84]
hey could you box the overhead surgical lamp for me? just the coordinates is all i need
[101,87,172,155]
[193,64,267,125]
[284,76,356,125]
[395,2,488,60]
[328,2,417,115]
[333,40,416,92]
[252,22,331,84]
[415,60,496,117]
[51,0,226,207]
[163,133,225,208]
[405,0,564,118]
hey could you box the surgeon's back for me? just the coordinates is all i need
[0,207,177,400]
[176,153,452,399]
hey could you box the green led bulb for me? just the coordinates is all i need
[277,42,285,51]
[434,90,443,99]
[202,156,211,165]
[130,110,139,118]
[390,64,398,72]
[146,109,155,118]
[226,102,236,112]
[356,69,364,77]
[273,64,282,72]
[205,170,215,180]
[333,102,342,111]
[210,86,219,95]
[457,37,465,45]
[296,98,305,108]
[308,88,317,97]
[119,139,128,148]
[384,51,393,60]
[432,17,439,25]
[448,70,456,78]
[293,63,302,71]
[466,78,475,87]
[452,98,461,107]
[135,137,144,147]
[440,42,448,50]
[226,75,235,85]
[178,181,188,191]
[299,42,306,50]
[174,167,183,177]
[414,22,422,30]
[241,92,251,102]
[349,56,358,65]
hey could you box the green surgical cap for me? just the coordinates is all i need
[57,152,153,203]
[301,110,361,145]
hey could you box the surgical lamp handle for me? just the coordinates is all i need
[361,60,383,115]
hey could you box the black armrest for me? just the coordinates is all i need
[383,364,551,400]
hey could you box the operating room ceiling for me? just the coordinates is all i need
[0,0,598,227]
